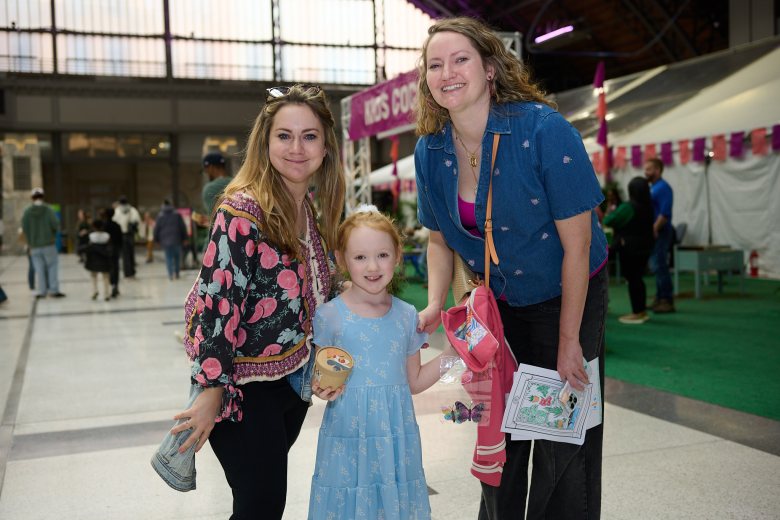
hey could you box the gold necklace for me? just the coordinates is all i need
[454,130,480,194]
[454,131,480,168]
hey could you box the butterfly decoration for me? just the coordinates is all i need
[326,355,350,371]
[441,401,485,424]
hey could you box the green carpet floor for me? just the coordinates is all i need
[397,269,780,421]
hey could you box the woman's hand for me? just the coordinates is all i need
[171,386,223,453]
[557,339,589,391]
[417,304,442,334]
[312,380,344,401]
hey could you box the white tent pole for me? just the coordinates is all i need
[341,95,372,214]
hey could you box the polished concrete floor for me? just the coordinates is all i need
[1,253,779,519]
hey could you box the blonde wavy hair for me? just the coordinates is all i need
[415,17,555,136]
[223,85,345,256]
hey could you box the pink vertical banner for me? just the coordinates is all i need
[679,139,691,164]
[693,137,706,162]
[644,143,657,160]
[729,131,744,158]
[631,145,642,168]
[772,125,780,151]
[751,128,768,155]
[660,142,673,165]
[614,146,627,169]
[591,151,603,174]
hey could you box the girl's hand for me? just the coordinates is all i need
[417,305,442,334]
[557,339,589,391]
[171,386,223,453]
[312,380,344,401]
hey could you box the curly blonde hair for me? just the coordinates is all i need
[415,17,554,136]
[223,85,345,256]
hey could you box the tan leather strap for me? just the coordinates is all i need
[484,134,500,288]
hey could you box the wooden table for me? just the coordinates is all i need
[673,246,745,299]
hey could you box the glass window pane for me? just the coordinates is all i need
[279,0,373,45]
[0,0,51,27]
[55,0,163,34]
[380,0,431,48]
[170,0,272,40]
[0,33,54,73]
[172,40,273,80]
[57,35,165,76]
[383,49,420,79]
[280,45,374,84]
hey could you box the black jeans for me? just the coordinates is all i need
[209,379,309,520]
[619,251,650,313]
[479,268,607,520]
[121,233,136,277]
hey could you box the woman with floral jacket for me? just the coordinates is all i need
[170,85,345,519]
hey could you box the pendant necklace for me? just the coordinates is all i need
[454,129,480,194]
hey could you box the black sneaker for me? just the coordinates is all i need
[50,292,66,298]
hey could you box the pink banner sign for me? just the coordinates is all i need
[348,70,419,140]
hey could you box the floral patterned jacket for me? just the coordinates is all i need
[183,192,331,421]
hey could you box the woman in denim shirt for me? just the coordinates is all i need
[170,85,345,519]
[414,17,608,520]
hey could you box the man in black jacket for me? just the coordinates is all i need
[99,207,123,298]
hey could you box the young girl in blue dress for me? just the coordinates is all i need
[308,206,452,520]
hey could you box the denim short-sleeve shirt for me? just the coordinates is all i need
[415,101,607,306]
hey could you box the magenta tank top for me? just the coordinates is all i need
[458,195,482,237]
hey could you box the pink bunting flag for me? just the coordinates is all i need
[591,151,603,175]
[712,134,726,161]
[679,139,691,165]
[693,138,706,162]
[773,125,780,151]
[631,145,642,168]
[615,146,627,169]
[660,142,673,165]
[729,132,744,158]
[751,128,768,156]
[644,143,657,160]
[597,120,608,147]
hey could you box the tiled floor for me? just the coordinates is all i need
[1,254,779,519]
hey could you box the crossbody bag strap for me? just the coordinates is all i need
[484,134,500,287]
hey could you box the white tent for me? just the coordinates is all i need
[601,45,780,278]
[614,47,780,145]
[364,154,416,186]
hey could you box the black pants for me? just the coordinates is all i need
[619,251,650,314]
[121,233,136,277]
[209,379,309,520]
[479,268,607,520]
[109,253,120,289]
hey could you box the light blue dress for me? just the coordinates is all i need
[308,295,431,520]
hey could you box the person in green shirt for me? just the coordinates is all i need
[604,177,655,324]
[21,188,65,298]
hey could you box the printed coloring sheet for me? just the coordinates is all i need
[501,358,602,445]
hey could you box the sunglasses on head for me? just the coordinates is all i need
[265,84,322,99]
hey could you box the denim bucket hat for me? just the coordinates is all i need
[150,384,203,492]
